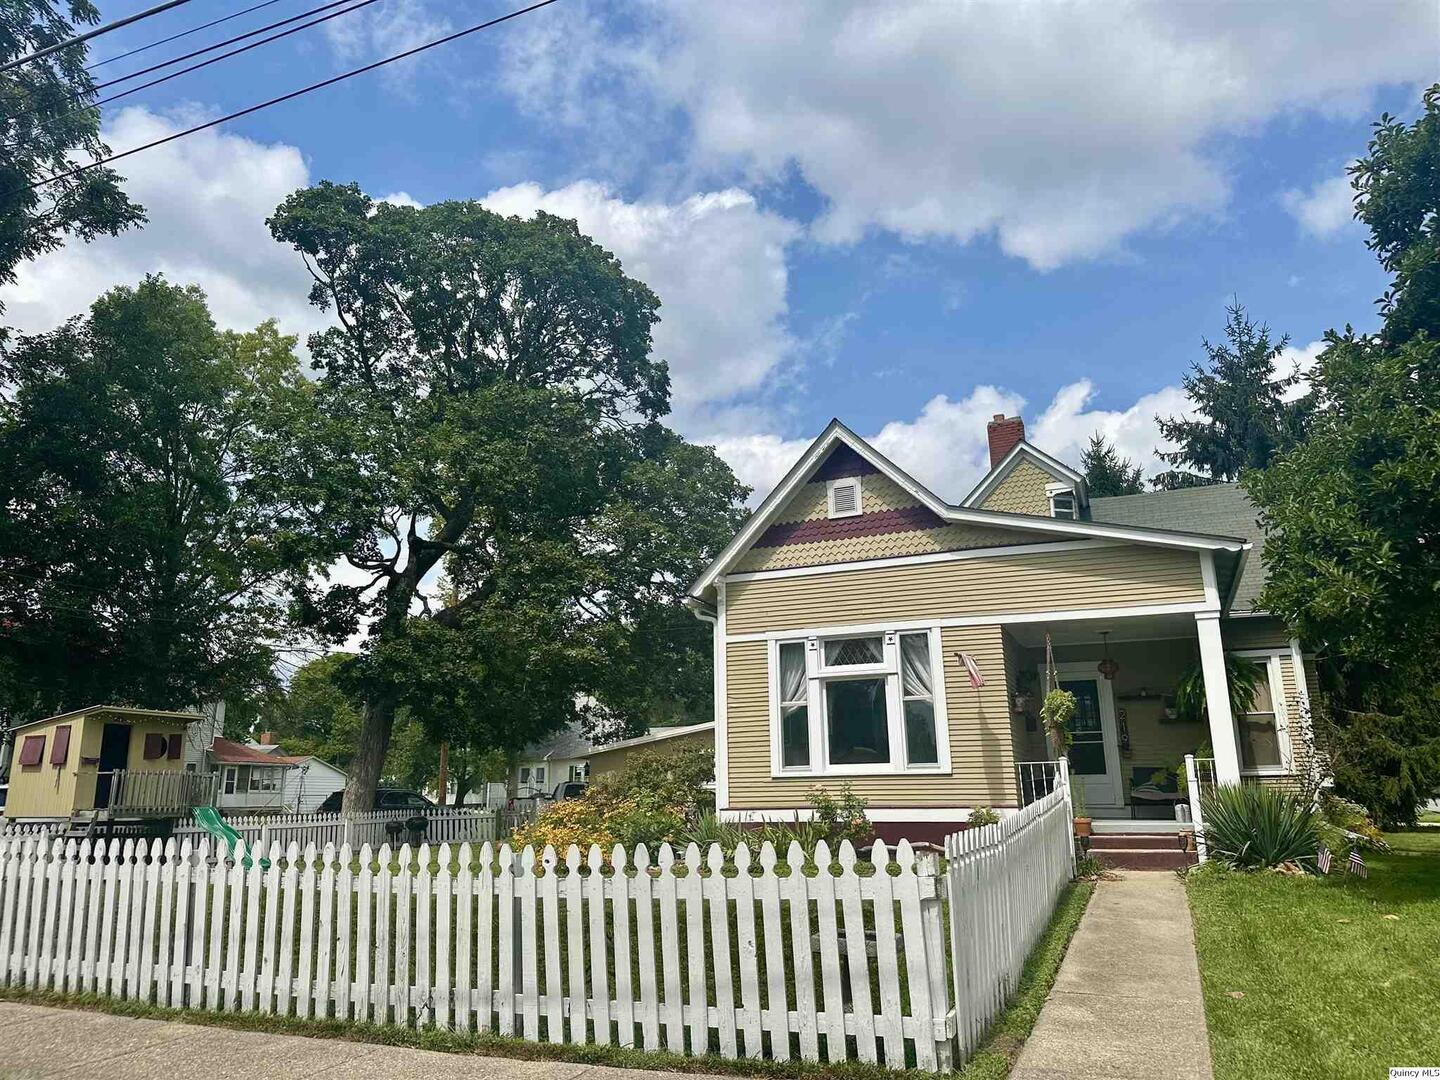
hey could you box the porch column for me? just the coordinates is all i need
[1195,612,1242,784]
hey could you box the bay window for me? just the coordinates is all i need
[771,627,949,776]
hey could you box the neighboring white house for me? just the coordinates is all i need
[211,737,296,812]
[209,733,348,813]
[512,725,593,799]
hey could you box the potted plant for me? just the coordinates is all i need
[1069,778,1092,837]
[1040,687,1077,758]
[1173,655,1265,726]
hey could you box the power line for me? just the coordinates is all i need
[27,0,563,192]
[93,0,387,110]
[89,0,292,71]
[93,0,366,93]
[0,0,200,74]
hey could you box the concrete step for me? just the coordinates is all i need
[1088,833,1191,850]
[1092,847,1194,871]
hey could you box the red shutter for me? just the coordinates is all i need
[49,726,71,765]
[18,735,44,767]
[143,733,165,760]
[167,733,183,760]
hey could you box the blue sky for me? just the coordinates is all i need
[6,0,1435,502]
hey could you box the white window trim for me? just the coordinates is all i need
[222,766,237,796]
[1231,648,1292,776]
[825,476,863,519]
[768,625,951,779]
[1046,481,1077,519]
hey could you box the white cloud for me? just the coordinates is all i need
[1276,339,1326,401]
[505,1,1434,268]
[1283,171,1357,237]
[711,380,1194,507]
[3,107,322,341]
[1030,380,1190,482]
[480,181,801,424]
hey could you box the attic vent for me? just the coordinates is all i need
[827,477,863,519]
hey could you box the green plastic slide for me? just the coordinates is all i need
[192,806,270,869]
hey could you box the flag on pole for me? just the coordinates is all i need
[1316,845,1332,874]
[957,652,985,689]
[1347,848,1368,878]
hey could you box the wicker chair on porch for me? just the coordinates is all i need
[1127,766,1186,820]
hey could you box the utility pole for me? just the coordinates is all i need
[437,741,449,806]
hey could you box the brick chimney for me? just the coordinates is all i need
[986,414,1025,466]
[257,731,275,746]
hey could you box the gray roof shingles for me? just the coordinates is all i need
[1088,483,1266,614]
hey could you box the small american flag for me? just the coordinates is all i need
[956,652,985,689]
[1347,848,1368,878]
[1317,846,1332,874]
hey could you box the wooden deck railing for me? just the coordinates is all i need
[100,770,218,816]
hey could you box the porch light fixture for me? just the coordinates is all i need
[1097,631,1119,681]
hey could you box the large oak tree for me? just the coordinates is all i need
[267,184,747,810]
[0,276,314,722]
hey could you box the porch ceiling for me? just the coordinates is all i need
[1004,611,1199,647]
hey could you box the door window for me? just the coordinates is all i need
[1061,679,1107,775]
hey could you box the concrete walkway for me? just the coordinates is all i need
[0,1003,731,1080]
[1011,872,1214,1080]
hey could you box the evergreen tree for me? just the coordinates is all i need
[1080,433,1143,496]
[1247,84,1440,825]
[1153,302,1312,489]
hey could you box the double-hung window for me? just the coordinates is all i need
[1231,650,1291,775]
[772,628,948,776]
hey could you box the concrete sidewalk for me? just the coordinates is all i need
[0,1003,730,1080]
[1011,872,1214,1080]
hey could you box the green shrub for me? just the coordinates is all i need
[806,783,872,847]
[1317,792,1390,853]
[968,805,1001,827]
[1199,784,1320,871]
[513,746,715,852]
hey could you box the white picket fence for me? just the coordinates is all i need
[172,807,529,853]
[0,771,1076,1072]
[943,779,1075,1063]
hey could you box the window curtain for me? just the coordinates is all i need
[900,634,932,696]
[780,642,807,703]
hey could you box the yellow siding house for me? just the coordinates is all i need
[685,416,1320,844]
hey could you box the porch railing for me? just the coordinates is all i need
[102,769,218,816]
[1184,755,1218,862]
[1016,758,1066,807]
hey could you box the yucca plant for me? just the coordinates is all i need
[1199,783,1321,871]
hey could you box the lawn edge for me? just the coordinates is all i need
[0,986,945,1080]
[955,879,1095,1080]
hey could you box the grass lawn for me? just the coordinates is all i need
[1188,831,1440,1079]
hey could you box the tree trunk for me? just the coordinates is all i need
[343,693,396,812]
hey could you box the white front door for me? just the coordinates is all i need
[1056,667,1123,809]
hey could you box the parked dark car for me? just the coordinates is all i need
[552,780,587,801]
[316,787,435,813]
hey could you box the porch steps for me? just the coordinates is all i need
[1086,832,1196,871]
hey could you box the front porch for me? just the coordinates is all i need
[1005,609,1267,817]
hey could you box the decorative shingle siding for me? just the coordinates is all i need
[978,458,1057,516]
[770,473,922,525]
[733,468,1054,573]
[734,520,1048,572]
[723,626,1017,809]
[725,545,1206,635]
